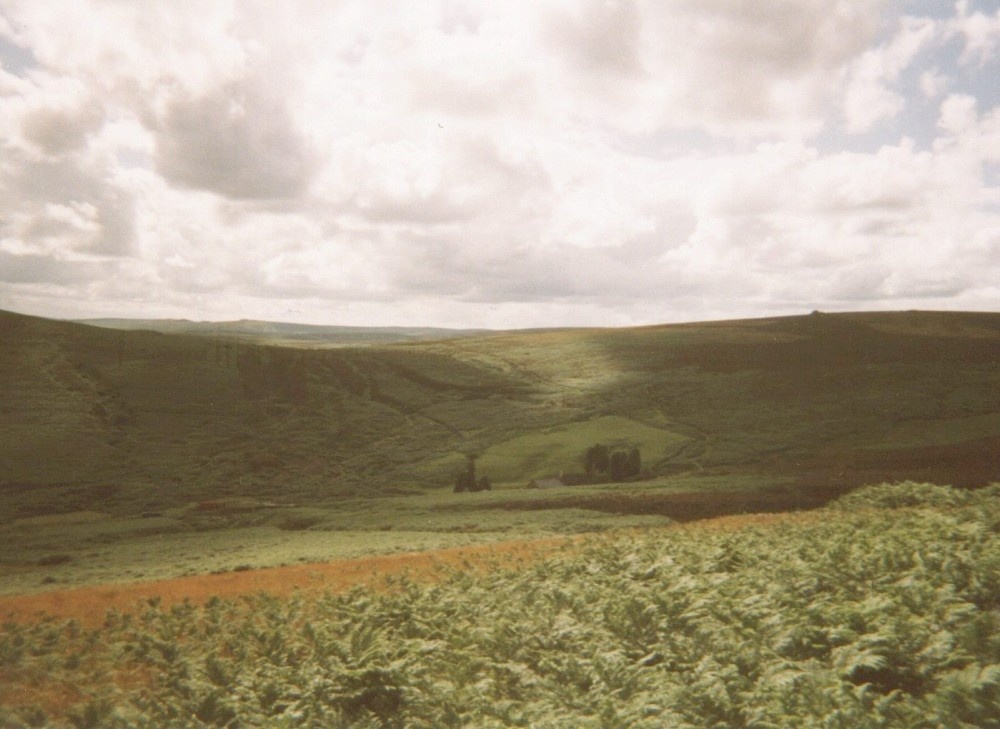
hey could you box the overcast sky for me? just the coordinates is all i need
[1,1,999,329]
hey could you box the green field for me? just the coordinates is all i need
[0,475,785,595]
[423,415,691,484]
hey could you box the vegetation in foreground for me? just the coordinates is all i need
[2,482,999,727]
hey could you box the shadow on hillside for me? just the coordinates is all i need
[582,311,1000,499]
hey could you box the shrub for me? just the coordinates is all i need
[5,485,1000,727]
[831,481,971,510]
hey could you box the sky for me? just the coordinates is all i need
[1,1,999,329]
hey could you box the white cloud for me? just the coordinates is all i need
[843,15,939,133]
[151,77,318,200]
[0,143,137,261]
[538,0,883,138]
[952,1,1000,65]
[939,93,979,135]
[919,68,948,98]
[0,1,997,327]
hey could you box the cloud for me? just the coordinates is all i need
[0,1,997,327]
[541,0,883,137]
[543,0,643,78]
[21,98,105,155]
[0,250,111,284]
[327,133,552,226]
[389,230,704,306]
[919,68,948,99]
[934,93,1000,167]
[952,1,1000,65]
[0,147,137,258]
[151,78,318,201]
[939,93,979,135]
[843,15,939,133]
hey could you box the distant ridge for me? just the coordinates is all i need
[74,317,490,346]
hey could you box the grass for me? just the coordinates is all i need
[2,475,784,596]
[420,415,691,483]
[0,472,803,600]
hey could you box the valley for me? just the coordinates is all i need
[2,309,1000,725]
[2,308,999,595]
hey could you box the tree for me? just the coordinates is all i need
[454,454,479,493]
[626,447,641,478]
[584,444,610,476]
[608,451,629,482]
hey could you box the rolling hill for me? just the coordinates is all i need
[2,308,999,520]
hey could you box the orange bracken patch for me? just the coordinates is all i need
[0,536,579,628]
[0,673,87,718]
[0,511,817,628]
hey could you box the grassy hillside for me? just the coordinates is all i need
[0,310,528,517]
[418,310,1000,490]
[2,309,1000,521]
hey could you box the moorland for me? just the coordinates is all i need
[1,308,1000,592]
[2,308,1000,725]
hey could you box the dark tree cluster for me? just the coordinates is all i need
[584,443,642,482]
[454,455,492,492]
